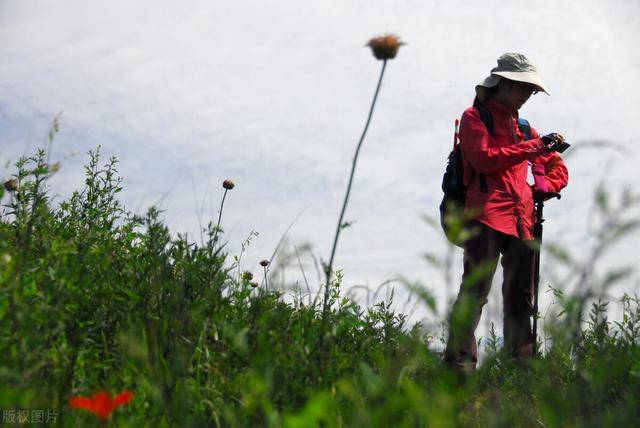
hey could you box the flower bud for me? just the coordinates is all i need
[259,259,269,267]
[222,179,235,190]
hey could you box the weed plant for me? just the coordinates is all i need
[1,148,639,427]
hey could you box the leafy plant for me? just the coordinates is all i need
[1,145,639,427]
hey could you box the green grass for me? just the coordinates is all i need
[1,148,639,427]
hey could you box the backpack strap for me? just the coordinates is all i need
[472,100,491,193]
[478,173,488,193]
[479,106,494,135]
[517,117,532,141]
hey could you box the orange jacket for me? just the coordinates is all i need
[459,99,569,240]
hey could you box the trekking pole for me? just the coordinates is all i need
[532,191,560,357]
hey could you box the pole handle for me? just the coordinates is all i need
[534,191,561,204]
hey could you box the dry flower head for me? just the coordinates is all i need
[222,179,235,190]
[259,259,270,267]
[3,179,19,192]
[366,34,405,60]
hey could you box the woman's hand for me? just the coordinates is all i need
[541,133,570,153]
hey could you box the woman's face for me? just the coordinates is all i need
[497,80,539,111]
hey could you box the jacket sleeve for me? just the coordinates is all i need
[531,152,569,192]
[459,107,547,174]
[529,127,569,193]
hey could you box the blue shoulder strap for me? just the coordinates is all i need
[517,117,532,141]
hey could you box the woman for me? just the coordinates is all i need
[444,52,569,373]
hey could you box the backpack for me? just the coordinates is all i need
[439,104,532,247]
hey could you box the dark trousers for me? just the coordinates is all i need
[444,221,536,371]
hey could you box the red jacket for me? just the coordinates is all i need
[459,99,569,240]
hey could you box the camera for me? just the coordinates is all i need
[542,133,570,153]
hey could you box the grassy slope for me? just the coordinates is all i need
[1,149,639,427]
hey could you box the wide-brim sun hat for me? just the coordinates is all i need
[475,52,550,102]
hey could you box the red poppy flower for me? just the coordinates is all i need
[69,390,134,420]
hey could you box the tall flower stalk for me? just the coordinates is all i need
[260,259,270,291]
[213,179,235,245]
[322,34,404,321]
